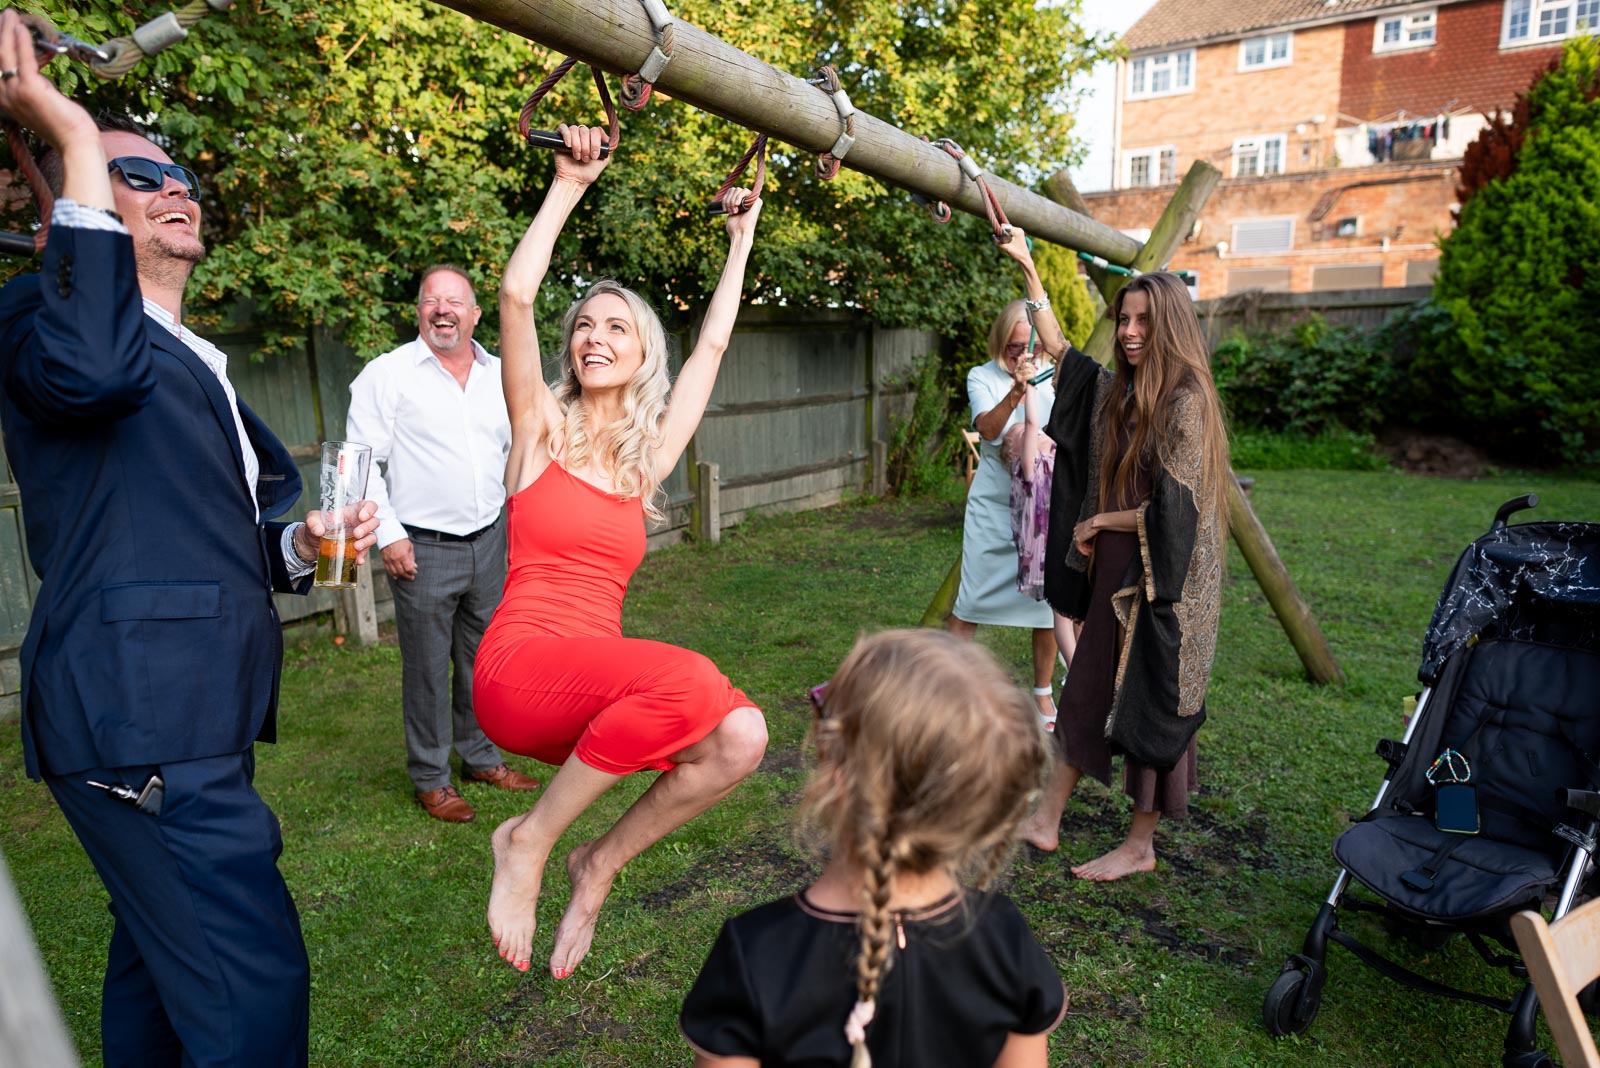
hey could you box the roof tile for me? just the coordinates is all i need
[1123,0,1463,52]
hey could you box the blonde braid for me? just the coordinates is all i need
[850,807,897,1067]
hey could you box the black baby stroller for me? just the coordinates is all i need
[1263,494,1600,1067]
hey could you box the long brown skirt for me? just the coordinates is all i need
[1056,528,1198,819]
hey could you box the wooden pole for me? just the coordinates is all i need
[1227,480,1345,685]
[919,554,962,628]
[429,0,1144,266]
[0,850,80,1068]
[1079,161,1221,361]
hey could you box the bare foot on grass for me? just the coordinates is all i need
[1018,808,1060,852]
[1071,840,1156,882]
[487,814,547,972]
[549,840,616,979]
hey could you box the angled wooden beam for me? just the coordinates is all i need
[427,0,1145,265]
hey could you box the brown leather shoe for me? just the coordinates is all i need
[416,784,475,822]
[464,763,541,792]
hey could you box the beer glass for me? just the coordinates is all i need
[313,441,372,589]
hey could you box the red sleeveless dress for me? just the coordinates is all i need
[474,461,755,775]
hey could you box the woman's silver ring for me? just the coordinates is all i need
[0,69,18,80]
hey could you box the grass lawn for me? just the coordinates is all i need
[3,467,1599,1066]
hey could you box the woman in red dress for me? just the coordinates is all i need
[476,123,767,979]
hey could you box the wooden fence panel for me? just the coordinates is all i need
[1196,285,1430,347]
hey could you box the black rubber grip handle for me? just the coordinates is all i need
[0,231,37,258]
[1491,493,1539,530]
[525,129,612,158]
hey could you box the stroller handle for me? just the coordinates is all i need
[1491,494,1539,530]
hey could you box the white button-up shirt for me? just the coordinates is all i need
[345,336,512,548]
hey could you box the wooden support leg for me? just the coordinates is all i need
[919,552,962,628]
[0,850,79,1068]
[1227,478,1345,685]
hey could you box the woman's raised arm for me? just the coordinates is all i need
[996,228,1069,359]
[500,124,609,494]
[654,192,762,477]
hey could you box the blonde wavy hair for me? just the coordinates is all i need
[802,629,1051,1067]
[550,280,672,522]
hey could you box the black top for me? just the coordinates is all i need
[680,889,1065,1067]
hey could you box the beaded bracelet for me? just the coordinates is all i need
[1425,748,1471,785]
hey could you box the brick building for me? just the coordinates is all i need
[1088,0,1583,299]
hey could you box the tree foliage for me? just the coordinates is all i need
[4,0,1113,359]
[1418,35,1600,461]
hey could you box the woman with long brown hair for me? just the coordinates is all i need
[1019,271,1230,881]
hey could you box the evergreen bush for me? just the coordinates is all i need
[1416,36,1600,462]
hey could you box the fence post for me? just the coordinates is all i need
[0,849,80,1068]
[871,440,888,496]
[695,461,721,545]
[335,564,380,646]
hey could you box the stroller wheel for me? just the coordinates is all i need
[1263,964,1323,1037]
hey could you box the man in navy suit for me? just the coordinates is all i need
[0,13,377,1066]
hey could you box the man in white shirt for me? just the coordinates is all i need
[345,265,538,822]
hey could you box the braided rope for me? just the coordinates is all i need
[620,20,674,111]
[812,65,855,181]
[91,0,231,81]
[711,132,765,215]
[518,57,619,151]
[930,138,1012,244]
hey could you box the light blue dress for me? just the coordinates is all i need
[953,360,1057,628]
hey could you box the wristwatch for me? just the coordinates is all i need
[1024,295,1051,314]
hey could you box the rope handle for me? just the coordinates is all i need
[619,0,674,111]
[930,137,1012,244]
[809,65,855,180]
[706,132,766,216]
[518,56,620,158]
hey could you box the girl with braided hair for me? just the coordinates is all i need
[680,630,1066,1067]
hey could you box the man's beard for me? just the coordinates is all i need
[425,320,464,352]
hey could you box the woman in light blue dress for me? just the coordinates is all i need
[949,230,1067,725]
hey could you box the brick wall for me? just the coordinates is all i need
[1340,0,1565,120]
[1120,24,1345,186]
[1082,161,1457,300]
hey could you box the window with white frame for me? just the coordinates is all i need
[1240,32,1293,70]
[1233,134,1286,177]
[1502,0,1600,45]
[1375,9,1437,51]
[1127,49,1195,99]
[1123,146,1177,188]
[1231,218,1296,254]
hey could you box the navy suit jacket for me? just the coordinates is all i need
[0,225,312,780]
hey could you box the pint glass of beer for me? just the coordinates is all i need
[313,441,372,589]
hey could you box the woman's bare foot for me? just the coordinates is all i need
[487,813,548,972]
[549,840,617,979]
[1018,807,1060,852]
[1071,840,1156,881]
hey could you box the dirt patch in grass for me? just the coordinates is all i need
[843,501,961,532]
[1377,428,1491,479]
[452,979,632,1066]
[631,830,818,914]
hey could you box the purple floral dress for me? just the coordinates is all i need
[1008,447,1056,601]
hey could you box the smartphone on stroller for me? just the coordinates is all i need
[1435,783,1479,835]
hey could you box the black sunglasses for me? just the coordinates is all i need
[107,156,201,200]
